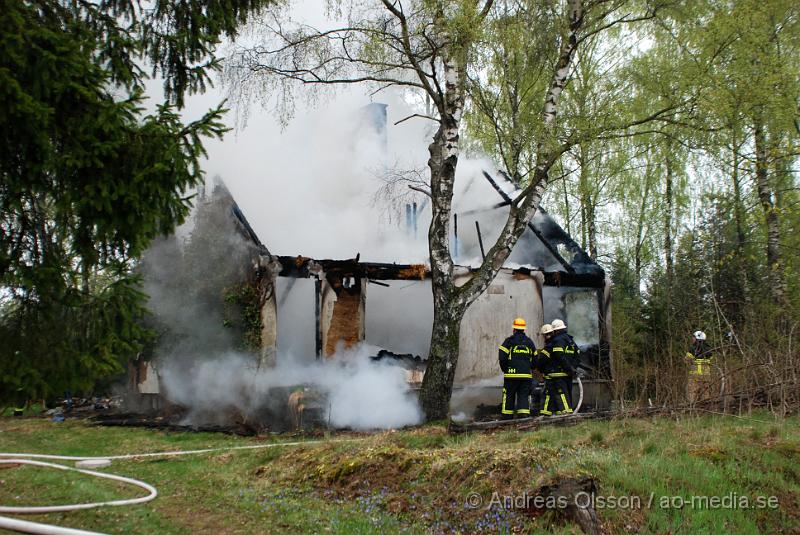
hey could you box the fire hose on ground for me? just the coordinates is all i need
[0,439,352,535]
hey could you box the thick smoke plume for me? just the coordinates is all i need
[140,180,422,431]
[159,344,422,431]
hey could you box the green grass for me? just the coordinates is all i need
[1,413,798,534]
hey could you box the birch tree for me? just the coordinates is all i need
[558,39,644,262]
[465,2,680,264]
[726,0,799,311]
[225,0,672,419]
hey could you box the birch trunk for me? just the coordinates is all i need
[587,202,597,261]
[419,0,584,420]
[562,175,572,236]
[419,50,470,420]
[663,144,674,285]
[579,144,588,250]
[731,139,745,254]
[731,136,748,315]
[634,172,652,298]
[578,143,597,260]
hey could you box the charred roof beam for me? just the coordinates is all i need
[481,171,575,273]
[276,256,428,281]
[276,255,603,287]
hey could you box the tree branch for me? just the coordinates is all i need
[380,0,444,111]
[478,0,495,21]
[457,0,587,305]
[394,113,438,125]
[409,184,433,197]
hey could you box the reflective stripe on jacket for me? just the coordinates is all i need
[686,341,713,376]
[534,344,575,379]
[686,353,713,375]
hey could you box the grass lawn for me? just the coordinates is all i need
[0,412,798,534]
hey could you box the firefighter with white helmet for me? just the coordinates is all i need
[498,317,536,419]
[549,318,581,406]
[693,330,707,341]
[534,320,576,416]
[685,330,714,403]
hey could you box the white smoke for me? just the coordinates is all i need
[564,290,600,346]
[196,85,557,267]
[200,90,433,263]
[159,343,422,430]
[140,86,575,428]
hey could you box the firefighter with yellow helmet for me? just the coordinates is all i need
[498,317,536,419]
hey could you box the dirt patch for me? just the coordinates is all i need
[158,499,237,535]
[0,463,21,470]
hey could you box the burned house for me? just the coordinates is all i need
[235,171,613,415]
[134,104,612,422]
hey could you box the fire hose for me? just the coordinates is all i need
[0,439,352,535]
[549,375,583,418]
[573,375,584,414]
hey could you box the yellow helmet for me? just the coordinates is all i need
[512,317,526,330]
[540,323,554,335]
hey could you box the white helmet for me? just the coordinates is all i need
[540,324,554,335]
[551,319,567,331]
[693,330,707,341]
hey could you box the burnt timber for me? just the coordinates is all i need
[275,255,605,288]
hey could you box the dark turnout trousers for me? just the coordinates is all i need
[502,377,532,418]
[541,377,572,416]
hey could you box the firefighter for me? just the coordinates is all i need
[535,323,576,416]
[550,319,581,406]
[685,330,714,403]
[498,317,536,419]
